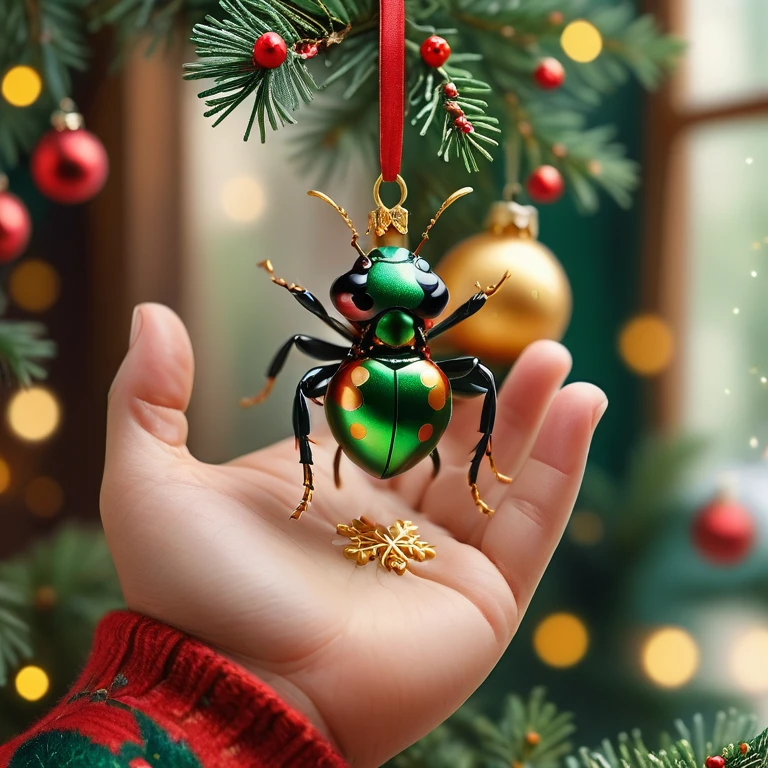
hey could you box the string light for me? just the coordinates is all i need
[730,629,768,692]
[15,665,50,701]
[25,477,64,517]
[752,271,758,277]
[1,66,42,108]
[751,242,761,250]
[9,260,61,313]
[746,158,754,165]
[641,627,699,688]
[7,387,61,442]
[0,457,10,494]
[221,176,265,223]
[749,437,759,449]
[733,308,740,315]
[568,510,604,545]
[533,613,589,668]
[560,20,603,63]
[618,314,674,376]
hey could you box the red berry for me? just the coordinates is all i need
[534,57,566,90]
[706,757,725,768]
[421,35,451,68]
[443,82,458,98]
[253,32,288,69]
[740,744,749,755]
[296,41,319,59]
[526,165,565,204]
[454,116,473,134]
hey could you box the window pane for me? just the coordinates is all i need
[683,117,768,459]
[684,0,768,109]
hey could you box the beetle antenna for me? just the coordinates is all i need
[414,187,473,256]
[307,190,367,257]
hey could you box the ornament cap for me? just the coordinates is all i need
[51,98,85,132]
[486,200,539,239]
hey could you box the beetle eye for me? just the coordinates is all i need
[415,258,430,272]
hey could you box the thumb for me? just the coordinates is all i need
[105,303,195,470]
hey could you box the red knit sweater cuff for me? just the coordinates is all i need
[3,611,348,768]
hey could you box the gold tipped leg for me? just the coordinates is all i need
[240,377,276,408]
[291,464,314,520]
[476,270,512,298]
[336,518,436,574]
[487,441,512,484]
[470,481,495,516]
[258,259,305,293]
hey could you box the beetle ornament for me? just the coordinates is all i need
[242,175,511,538]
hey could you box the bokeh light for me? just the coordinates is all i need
[25,477,64,517]
[568,510,604,545]
[1,66,42,108]
[560,20,603,63]
[0,457,11,494]
[8,387,61,442]
[642,627,699,688]
[730,628,768,692]
[15,665,50,701]
[9,260,61,313]
[618,314,675,376]
[221,176,265,223]
[534,613,589,668]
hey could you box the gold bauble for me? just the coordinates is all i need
[437,201,572,362]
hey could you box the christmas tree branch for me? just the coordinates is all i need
[0,321,55,387]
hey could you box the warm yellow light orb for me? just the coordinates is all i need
[221,176,265,223]
[619,314,675,376]
[1,66,42,108]
[642,627,699,688]
[8,387,61,442]
[561,20,603,63]
[730,629,768,692]
[15,665,50,701]
[568,510,604,545]
[0,457,11,494]
[534,613,589,668]
[25,477,64,517]
[9,260,61,313]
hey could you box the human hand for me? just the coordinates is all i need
[101,303,606,767]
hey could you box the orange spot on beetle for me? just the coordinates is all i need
[350,423,367,440]
[418,424,434,442]
[339,384,362,411]
[420,367,440,388]
[428,386,447,411]
[350,366,370,386]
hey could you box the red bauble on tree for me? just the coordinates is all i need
[526,165,565,203]
[706,757,725,768]
[692,493,756,566]
[253,32,288,68]
[420,35,451,67]
[0,189,32,262]
[31,128,109,205]
[534,57,566,90]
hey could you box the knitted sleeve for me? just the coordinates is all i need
[0,611,349,768]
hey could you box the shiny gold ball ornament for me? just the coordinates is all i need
[437,201,572,362]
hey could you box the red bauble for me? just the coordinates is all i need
[31,129,109,205]
[692,496,755,565]
[526,165,565,204]
[443,82,458,98]
[253,32,288,68]
[534,57,566,90]
[706,757,725,768]
[421,36,451,68]
[0,191,32,262]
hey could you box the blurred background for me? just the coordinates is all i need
[0,0,767,757]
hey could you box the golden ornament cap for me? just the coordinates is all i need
[486,200,539,239]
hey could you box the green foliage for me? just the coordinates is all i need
[0,321,56,387]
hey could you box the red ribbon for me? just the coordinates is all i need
[379,0,405,181]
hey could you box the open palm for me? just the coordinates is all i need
[101,304,606,768]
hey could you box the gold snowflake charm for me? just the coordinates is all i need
[367,175,409,237]
[336,517,436,574]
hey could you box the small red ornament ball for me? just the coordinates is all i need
[706,757,725,768]
[454,116,473,134]
[31,129,109,205]
[421,35,451,68]
[692,497,755,565]
[443,82,458,98]
[0,191,32,262]
[526,165,565,204]
[534,57,566,90]
[253,32,288,68]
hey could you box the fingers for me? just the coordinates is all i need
[105,303,195,469]
[481,382,607,614]
[490,341,572,480]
